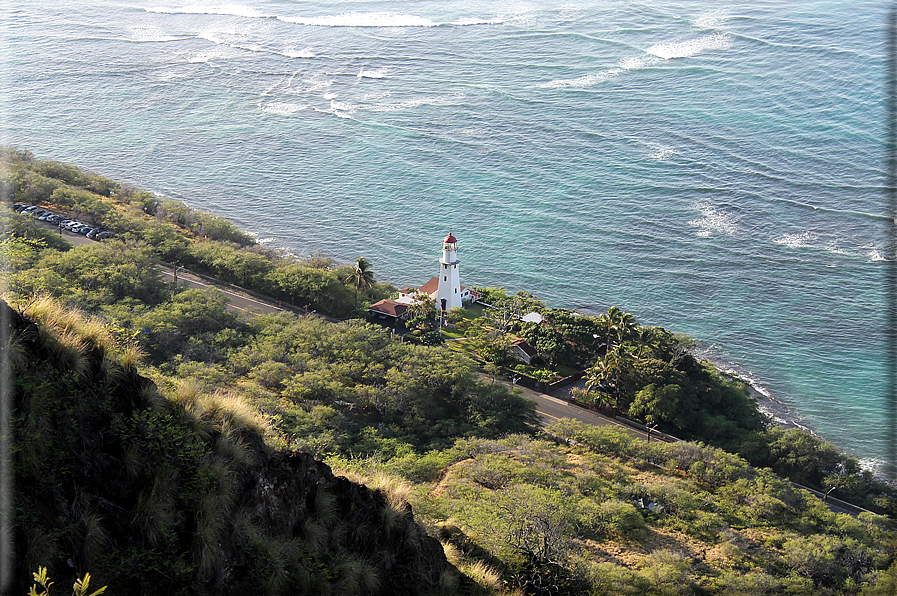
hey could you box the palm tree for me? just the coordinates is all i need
[344,257,375,310]
[585,344,632,414]
[599,305,639,346]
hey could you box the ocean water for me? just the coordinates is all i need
[2,0,893,471]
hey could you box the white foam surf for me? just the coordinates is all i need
[536,68,623,89]
[278,12,503,28]
[282,47,315,59]
[647,33,732,60]
[358,69,388,79]
[261,102,308,116]
[145,4,271,18]
[866,245,887,261]
[688,201,737,237]
[649,145,679,160]
[773,231,817,249]
[123,26,181,43]
[693,11,728,30]
[279,12,437,28]
[536,55,659,90]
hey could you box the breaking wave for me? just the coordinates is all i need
[647,33,732,60]
[688,202,738,237]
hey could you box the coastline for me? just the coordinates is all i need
[695,344,888,478]
[693,345,812,433]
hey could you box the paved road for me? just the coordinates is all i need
[37,218,285,319]
[157,266,285,318]
[491,377,658,441]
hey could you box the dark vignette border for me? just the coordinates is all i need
[885,6,897,483]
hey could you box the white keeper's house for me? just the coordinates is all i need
[367,232,478,324]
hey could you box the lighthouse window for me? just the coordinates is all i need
[455,288,457,293]
[444,276,447,281]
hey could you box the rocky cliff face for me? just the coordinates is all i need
[3,299,453,595]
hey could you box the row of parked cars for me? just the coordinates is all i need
[10,203,113,240]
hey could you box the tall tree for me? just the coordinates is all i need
[344,256,374,310]
[585,345,633,414]
[598,305,639,346]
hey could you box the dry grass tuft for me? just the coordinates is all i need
[332,554,380,596]
[114,342,146,371]
[173,385,272,442]
[336,470,415,510]
[22,295,113,352]
[442,540,462,566]
[461,560,503,592]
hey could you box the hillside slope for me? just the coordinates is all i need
[4,298,454,595]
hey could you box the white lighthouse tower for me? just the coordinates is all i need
[436,232,462,311]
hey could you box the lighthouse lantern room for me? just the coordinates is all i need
[436,232,462,311]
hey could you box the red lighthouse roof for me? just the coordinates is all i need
[443,233,457,244]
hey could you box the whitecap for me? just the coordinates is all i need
[330,99,356,114]
[357,68,388,79]
[279,12,437,28]
[649,145,678,160]
[858,457,891,478]
[773,231,817,249]
[282,47,315,59]
[688,201,737,237]
[322,93,338,100]
[453,17,504,26]
[369,98,425,112]
[367,93,462,113]
[619,56,652,70]
[305,79,334,93]
[536,68,622,89]
[145,4,271,18]
[358,91,392,102]
[694,11,727,30]
[261,102,307,116]
[866,245,887,261]
[123,26,180,43]
[647,33,732,60]
[825,239,848,256]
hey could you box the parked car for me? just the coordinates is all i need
[21,206,39,215]
[86,228,105,239]
[38,212,55,221]
[95,231,112,240]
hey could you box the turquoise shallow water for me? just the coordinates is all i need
[2,0,893,470]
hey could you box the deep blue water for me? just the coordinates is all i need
[2,0,892,471]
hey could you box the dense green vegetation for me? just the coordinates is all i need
[4,149,897,595]
[450,291,897,517]
[0,148,394,317]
